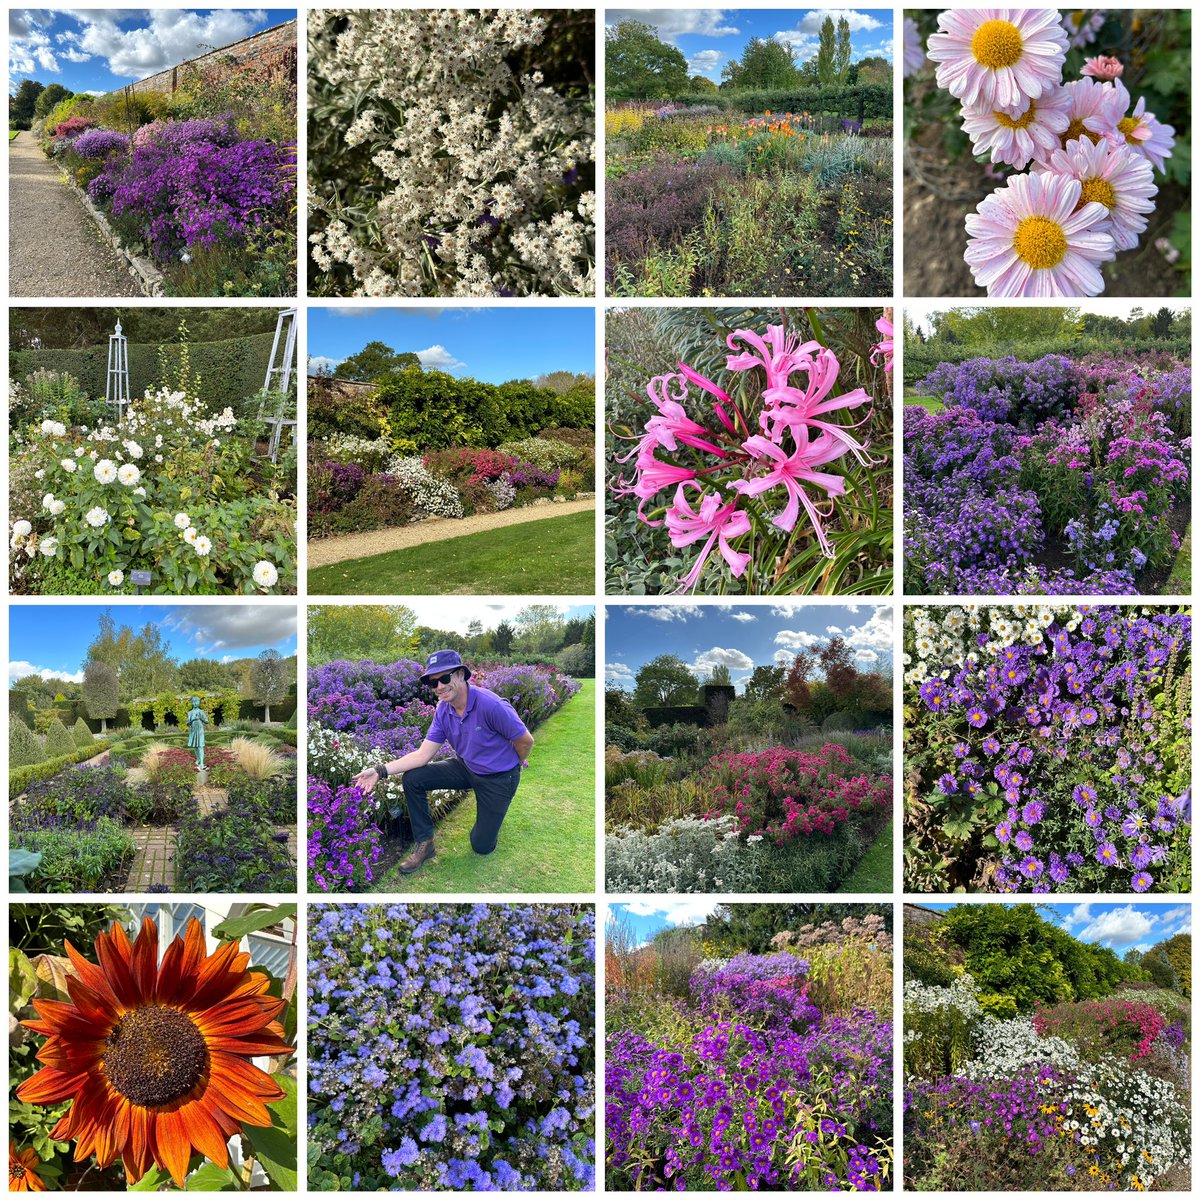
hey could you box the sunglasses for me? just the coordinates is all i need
[427,672,458,687]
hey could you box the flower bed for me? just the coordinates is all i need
[307,659,582,891]
[607,935,892,1190]
[308,903,595,1190]
[9,381,296,595]
[905,352,1191,594]
[51,111,295,296]
[903,604,1191,892]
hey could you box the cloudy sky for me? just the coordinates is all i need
[609,899,723,945]
[307,307,596,384]
[9,9,294,93]
[349,600,595,639]
[923,901,1191,956]
[9,604,297,684]
[605,602,893,691]
[606,8,893,82]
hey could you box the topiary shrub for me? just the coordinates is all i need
[71,717,95,749]
[43,717,77,759]
[10,721,46,769]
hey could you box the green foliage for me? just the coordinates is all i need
[308,605,420,666]
[13,817,135,892]
[43,718,78,759]
[606,20,689,99]
[633,654,699,708]
[723,37,800,90]
[332,341,422,382]
[11,747,109,798]
[34,83,72,120]
[10,720,46,769]
[70,718,95,748]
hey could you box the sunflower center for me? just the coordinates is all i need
[1118,115,1141,142]
[105,1006,207,1107]
[971,20,1024,69]
[994,101,1037,130]
[1077,176,1117,210]
[1013,215,1068,270]
[1063,118,1103,147]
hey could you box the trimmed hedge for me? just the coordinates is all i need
[44,718,78,758]
[10,720,45,768]
[11,745,103,798]
[11,330,276,419]
[10,690,36,730]
[662,84,891,119]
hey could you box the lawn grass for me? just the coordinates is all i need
[308,509,595,595]
[838,819,893,893]
[1163,524,1191,595]
[373,679,596,894]
[903,386,943,413]
[9,131,19,142]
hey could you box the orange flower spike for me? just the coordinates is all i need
[16,918,294,1188]
[9,1144,47,1192]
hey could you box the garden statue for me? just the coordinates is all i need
[186,697,208,770]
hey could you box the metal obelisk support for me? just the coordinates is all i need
[106,319,131,422]
[258,308,297,462]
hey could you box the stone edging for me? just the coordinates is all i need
[50,156,165,297]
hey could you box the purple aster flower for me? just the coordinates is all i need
[1080,706,1098,725]
[1130,843,1153,869]
[1073,783,1098,806]
[1131,871,1153,892]
[1014,830,1034,852]
[1019,855,1044,879]
[1022,800,1044,825]
[1048,855,1069,884]
[995,820,1013,844]
[1095,842,1119,865]
[966,706,988,728]
[1084,809,1103,828]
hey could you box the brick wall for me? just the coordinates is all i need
[123,20,297,99]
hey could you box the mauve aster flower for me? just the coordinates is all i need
[1053,78,1124,157]
[1109,80,1176,173]
[903,17,927,77]
[964,171,1114,297]
[1037,137,1156,251]
[926,9,1068,112]
[960,87,1071,170]
[1130,871,1153,893]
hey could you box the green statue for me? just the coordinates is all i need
[186,696,208,770]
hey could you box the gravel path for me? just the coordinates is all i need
[309,499,596,567]
[9,132,145,297]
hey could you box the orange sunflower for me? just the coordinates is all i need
[16,917,294,1188]
[9,1143,47,1191]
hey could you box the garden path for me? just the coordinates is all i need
[8,132,144,297]
[308,497,596,568]
[194,786,228,816]
[126,827,175,890]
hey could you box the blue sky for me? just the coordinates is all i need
[9,10,294,94]
[921,902,1192,955]
[9,605,298,686]
[392,600,594,637]
[606,8,894,82]
[605,602,892,692]
[307,307,597,384]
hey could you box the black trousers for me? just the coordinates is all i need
[402,758,521,854]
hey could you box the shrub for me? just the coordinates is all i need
[71,718,95,749]
[606,814,763,892]
[43,717,78,759]
[174,798,295,892]
[307,903,595,1191]
[10,747,102,798]
[558,642,594,677]
[10,720,45,769]
[11,816,135,892]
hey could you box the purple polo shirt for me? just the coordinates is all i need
[426,684,528,774]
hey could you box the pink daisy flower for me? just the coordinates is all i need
[1051,78,1124,159]
[960,87,1071,170]
[1037,137,1157,252]
[903,17,927,78]
[926,9,1068,112]
[964,171,1115,297]
[1061,10,1105,49]
[1081,55,1123,81]
[1108,80,1176,173]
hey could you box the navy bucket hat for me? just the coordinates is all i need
[420,649,472,680]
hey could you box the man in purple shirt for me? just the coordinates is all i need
[353,650,534,874]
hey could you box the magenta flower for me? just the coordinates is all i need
[870,316,894,374]
[730,432,847,556]
[664,484,751,594]
[1081,55,1124,81]
[643,374,728,456]
[725,324,820,391]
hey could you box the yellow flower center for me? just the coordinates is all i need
[994,101,1038,130]
[1063,119,1103,147]
[1013,215,1068,269]
[1077,177,1117,210]
[105,1005,208,1107]
[971,20,1024,69]
[1118,115,1141,143]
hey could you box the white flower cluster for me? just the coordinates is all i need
[308,9,595,297]
[904,973,984,1018]
[123,387,235,451]
[903,603,1084,684]
[605,813,763,893]
[320,432,392,466]
[485,475,516,511]
[385,455,464,519]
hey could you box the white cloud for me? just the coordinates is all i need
[689,646,755,676]
[855,648,879,664]
[307,355,342,374]
[844,605,893,652]
[9,660,84,685]
[606,662,636,688]
[773,649,795,666]
[775,628,822,650]
[791,10,884,35]
[1077,905,1156,948]
[826,625,843,634]
[164,605,297,652]
[772,31,820,63]
[606,11,740,41]
[415,344,467,372]
[616,899,720,924]
[729,611,757,623]
[688,48,724,75]
[1065,902,1094,928]
[634,604,699,623]
[770,603,808,618]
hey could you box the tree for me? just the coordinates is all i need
[783,649,817,712]
[33,83,71,120]
[855,56,892,86]
[820,637,859,704]
[333,341,422,382]
[816,17,837,85]
[514,605,564,653]
[82,661,120,734]
[492,621,515,654]
[85,613,179,700]
[633,655,699,708]
[726,37,800,90]
[179,659,234,692]
[743,664,785,703]
[9,79,45,130]
[309,605,419,665]
[834,17,853,85]
[1150,306,1175,339]
[605,687,643,730]
[688,75,719,94]
[250,650,289,724]
[606,20,690,99]
[706,663,733,686]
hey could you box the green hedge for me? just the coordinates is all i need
[665,84,891,120]
[11,745,102,798]
[9,690,35,731]
[11,330,277,419]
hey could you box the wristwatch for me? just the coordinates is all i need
[374,762,391,781]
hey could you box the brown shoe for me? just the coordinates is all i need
[398,840,436,874]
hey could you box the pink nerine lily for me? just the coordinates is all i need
[613,444,698,522]
[726,325,821,392]
[644,373,728,456]
[664,484,751,594]
[730,432,847,557]
[871,316,894,375]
